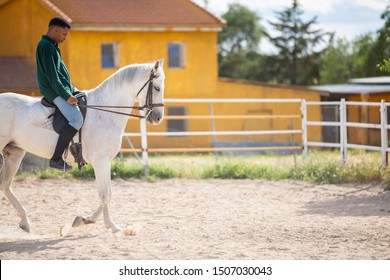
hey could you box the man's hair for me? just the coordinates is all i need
[49,17,71,29]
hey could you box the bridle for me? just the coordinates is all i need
[136,70,164,117]
[77,70,164,119]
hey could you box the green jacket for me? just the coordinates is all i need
[36,35,75,103]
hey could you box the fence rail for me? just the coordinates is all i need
[163,115,300,120]
[121,98,390,174]
[304,99,389,166]
[124,130,302,137]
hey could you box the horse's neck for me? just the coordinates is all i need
[85,65,147,131]
[88,76,132,107]
[88,85,135,109]
[88,65,148,106]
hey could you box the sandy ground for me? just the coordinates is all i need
[0,178,390,260]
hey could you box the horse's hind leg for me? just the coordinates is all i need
[72,205,102,227]
[86,205,103,223]
[0,143,29,232]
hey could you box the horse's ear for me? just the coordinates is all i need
[154,59,164,71]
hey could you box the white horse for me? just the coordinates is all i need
[0,59,165,233]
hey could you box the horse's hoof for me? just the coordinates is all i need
[19,223,30,233]
[111,226,122,233]
[84,219,96,225]
[60,224,72,237]
[105,223,121,233]
[72,216,86,227]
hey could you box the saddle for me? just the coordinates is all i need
[41,93,88,169]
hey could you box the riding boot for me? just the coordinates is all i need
[50,124,78,171]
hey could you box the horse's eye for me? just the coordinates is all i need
[154,86,160,92]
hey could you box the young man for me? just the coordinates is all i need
[36,17,83,171]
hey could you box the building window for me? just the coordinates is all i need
[101,43,119,68]
[167,107,187,136]
[168,43,185,68]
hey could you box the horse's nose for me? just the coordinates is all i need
[153,110,162,120]
[149,111,163,124]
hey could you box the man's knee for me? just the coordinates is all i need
[70,113,83,130]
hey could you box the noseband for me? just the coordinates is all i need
[78,69,164,119]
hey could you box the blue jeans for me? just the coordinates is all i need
[53,96,83,130]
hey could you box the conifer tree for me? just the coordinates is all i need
[267,0,333,85]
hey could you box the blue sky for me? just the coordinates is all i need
[192,0,389,52]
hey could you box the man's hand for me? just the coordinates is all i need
[67,96,78,105]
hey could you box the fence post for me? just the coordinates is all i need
[139,111,149,176]
[301,99,308,159]
[209,103,219,164]
[380,99,388,167]
[339,98,347,164]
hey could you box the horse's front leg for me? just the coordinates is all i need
[91,158,121,233]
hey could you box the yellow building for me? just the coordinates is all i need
[0,0,322,151]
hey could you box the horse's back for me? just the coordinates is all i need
[0,92,36,120]
[0,93,37,144]
[0,92,36,107]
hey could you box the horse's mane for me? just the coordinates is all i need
[88,63,154,96]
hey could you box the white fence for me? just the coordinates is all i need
[303,99,389,166]
[122,98,390,174]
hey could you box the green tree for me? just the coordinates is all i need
[218,51,277,82]
[267,0,333,85]
[351,33,377,77]
[378,58,390,72]
[218,3,265,80]
[376,4,390,74]
[320,34,376,84]
[218,3,264,55]
[320,38,352,84]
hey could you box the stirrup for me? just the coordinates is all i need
[69,142,87,170]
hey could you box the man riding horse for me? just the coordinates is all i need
[36,17,83,171]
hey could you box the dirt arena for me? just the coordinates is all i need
[1,178,390,259]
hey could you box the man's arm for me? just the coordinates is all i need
[40,44,73,102]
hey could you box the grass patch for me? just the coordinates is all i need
[39,169,71,180]
[36,159,180,180]
[202,163,290,180]
[110,160,143,179]
[289,158,384,184]
[11,151,390,186]
[14,172,36,181]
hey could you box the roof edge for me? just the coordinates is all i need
[188,0,226,26]
[37,0,225,29]
[72,25,222,32]
[38,0,72,23]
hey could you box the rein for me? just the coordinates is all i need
[77,70,164,119]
